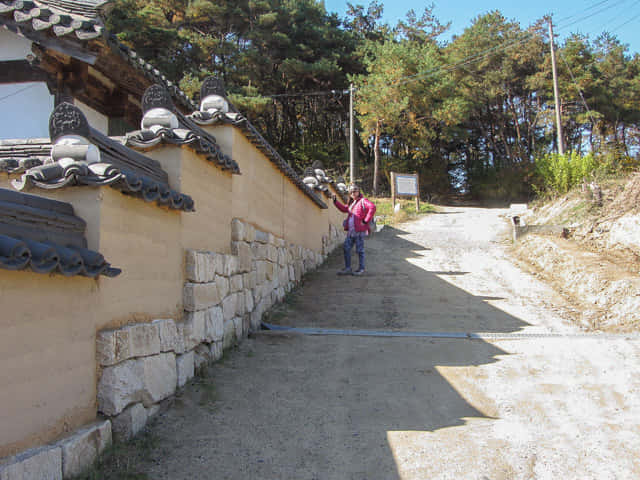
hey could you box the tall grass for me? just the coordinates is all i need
[534,152,599,195]
[534,151,640,196]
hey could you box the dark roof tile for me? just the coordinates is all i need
[0,0,103,38]
[0,136,195,212]
[0,0,194,109]
[0,232,121,277]
[0,187,120,277]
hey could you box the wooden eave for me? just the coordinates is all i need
[29,39,140,124]
[0,59,49,83]
[14,34,189,130]
[2,5,195,124]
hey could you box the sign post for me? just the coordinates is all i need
[391,172,420,211]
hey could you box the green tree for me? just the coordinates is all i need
[354,6,453,195]
[108,0,362,172]
[104,2,639,201]
[445,12,548,199]
[590,34,640,159]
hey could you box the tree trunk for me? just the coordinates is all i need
[373,119,381,196]
[621,123,629,157]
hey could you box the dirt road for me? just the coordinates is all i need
[120,206,640,479]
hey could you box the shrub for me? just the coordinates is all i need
[534,152,599,195]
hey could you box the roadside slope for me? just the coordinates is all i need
[511,173,640,331]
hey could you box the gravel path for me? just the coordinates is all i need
[115,206,640,480]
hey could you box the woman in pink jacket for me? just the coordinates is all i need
[330,183,376,276]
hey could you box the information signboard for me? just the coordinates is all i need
[391,172,420,210]
[394,174,418,196]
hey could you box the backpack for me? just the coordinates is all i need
[365,201,377,238]
[367,217,377,238]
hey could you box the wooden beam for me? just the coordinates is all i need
[66,58,89,93]
[0,60,48,83]
[88,66,116,91]
[90,44,150,99]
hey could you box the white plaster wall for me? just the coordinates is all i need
[0,30,54,139]
[77,100,109,135]
[0,83,53,139]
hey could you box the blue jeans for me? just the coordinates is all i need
[344,235,365,270]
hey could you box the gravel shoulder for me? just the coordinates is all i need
[97,206,640,480]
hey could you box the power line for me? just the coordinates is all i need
[258,0,637,101]
[396,0,636,88]
[558,50,598,127]
[379,0,639,90]
[555,0,613,25]
[395,32,536,87]
[263,8,541,97]
[608,8,640,31]
[0,83,39,104]
[596,0,640,32]
[556,0,631,31]
[264,31,534,98]
[268,89,348,99]
[546,0,632,130]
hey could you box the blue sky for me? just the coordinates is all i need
[324,0,640,54]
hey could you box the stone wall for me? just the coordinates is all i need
[94,219,344,445]
[0,421,112,480]
[0,172,344,468]
[0,105,346,475]
[0,215,344,479]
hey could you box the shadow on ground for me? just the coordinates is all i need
[110,221,530,480]
[267,225,526,334]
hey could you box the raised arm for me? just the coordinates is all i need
[333,197,349,213]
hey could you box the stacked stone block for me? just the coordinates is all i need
[1,218,342,479]
[92,219,337,453]
[322,223,346,256]
[0,421,112,480]
[95,312,229,443]
[96,319,182,441]
[183,220,331,343]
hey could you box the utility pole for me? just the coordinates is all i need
[548,17,565,155]
[349,83,355,184]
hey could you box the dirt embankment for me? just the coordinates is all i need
[509,173,640,332]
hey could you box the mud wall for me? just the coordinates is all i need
[0,126,345,467]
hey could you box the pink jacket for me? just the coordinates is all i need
[334,195,376,233]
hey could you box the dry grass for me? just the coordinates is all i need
[72,432,160,480]
[605,172,640,216]
[371,197,435,225]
